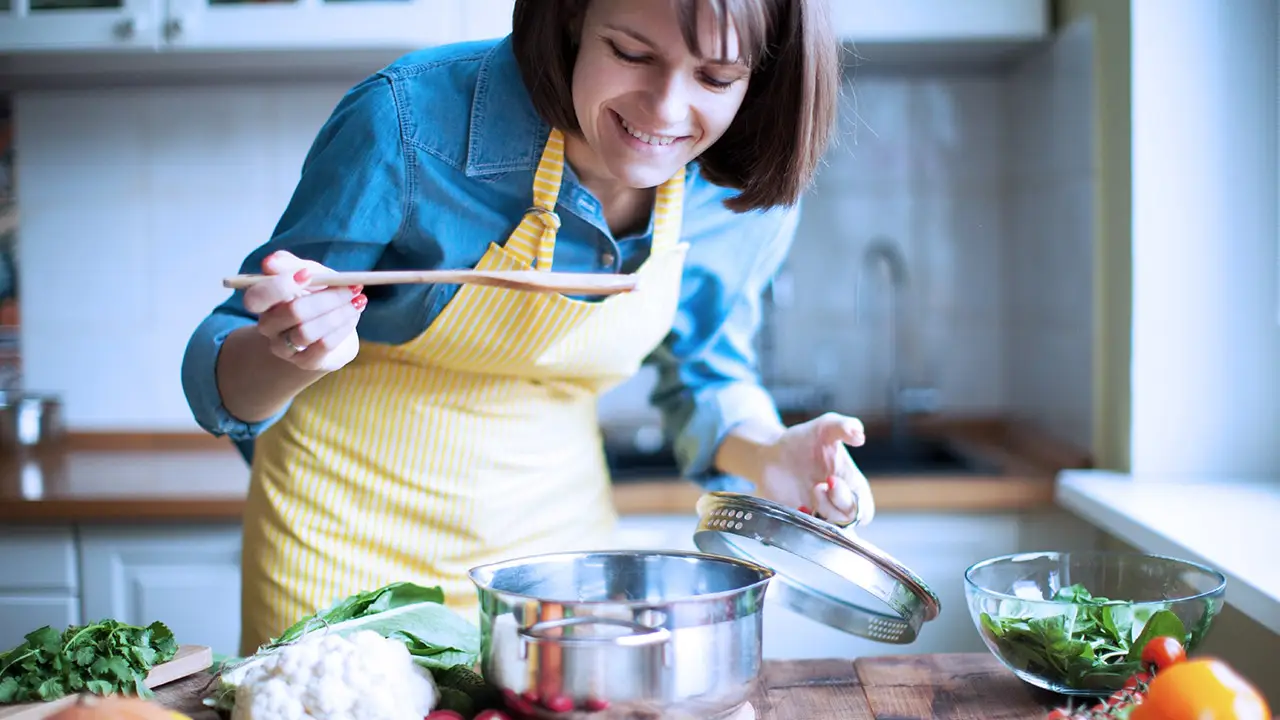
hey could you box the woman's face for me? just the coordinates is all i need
[570,0,753,190]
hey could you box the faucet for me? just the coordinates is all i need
[855,236,938,449]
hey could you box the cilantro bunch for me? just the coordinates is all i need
[0,619,179,703]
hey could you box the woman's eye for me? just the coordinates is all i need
[701,74,735,90]
[608,41,646,64]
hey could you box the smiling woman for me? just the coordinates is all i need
[514,0,837,215]
[180,0,866,657]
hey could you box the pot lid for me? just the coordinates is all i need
[692,492,941,645]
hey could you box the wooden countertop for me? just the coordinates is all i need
[0,416,1090,523]
[151,653,1062,719]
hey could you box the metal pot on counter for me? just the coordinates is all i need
[0,390,64,452]
[468,492,943,719]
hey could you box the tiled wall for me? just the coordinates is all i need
[11,26,1097,452]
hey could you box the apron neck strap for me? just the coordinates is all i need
[506,129,687,271]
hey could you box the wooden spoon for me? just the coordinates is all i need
[222,269,638,295]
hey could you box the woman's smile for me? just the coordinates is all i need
[610,109,690,154]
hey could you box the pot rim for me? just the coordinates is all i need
[468,549,776,607]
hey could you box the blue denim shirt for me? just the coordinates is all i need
[181,36,798,492]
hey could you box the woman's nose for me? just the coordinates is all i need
[647,75,689,127]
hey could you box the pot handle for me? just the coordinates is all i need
[518,616,672,649]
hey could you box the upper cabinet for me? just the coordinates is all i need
[833,0,1048,45]
[0,0,465,53]
[0,0,1048,74]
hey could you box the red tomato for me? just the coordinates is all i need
[583,697,611,712]
[542,694,574,712]
[1045,709,1073,720]
[1140,636,1187,672]
[474,711,513,720]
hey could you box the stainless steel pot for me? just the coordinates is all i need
[0,391,63,452]
[469,550,774,719]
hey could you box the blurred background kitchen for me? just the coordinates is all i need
[1,0,1277,705]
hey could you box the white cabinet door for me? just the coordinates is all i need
[0,0,160,51]
[160,0,458,51]
[0,595,81,651]
[0,526,81,650]
[831,0,1048,43]
[78,524,243,658]
[0,526,79,593]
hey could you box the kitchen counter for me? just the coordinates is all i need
[0,416,1089,523]
[152,653,1060,719]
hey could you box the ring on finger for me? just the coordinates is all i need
[281,330,307,355]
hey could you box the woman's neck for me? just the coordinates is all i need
[565,134,655,239]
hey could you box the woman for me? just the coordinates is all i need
[182,0,876,655]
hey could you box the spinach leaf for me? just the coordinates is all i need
[209,582,481,712]
[979,583,1193,693]
[0,619,178,704]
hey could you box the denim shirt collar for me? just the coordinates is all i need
[465,37,551,178]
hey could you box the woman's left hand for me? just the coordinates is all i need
[756,413,876,527]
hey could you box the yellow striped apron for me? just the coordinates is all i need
[238,129,689,654]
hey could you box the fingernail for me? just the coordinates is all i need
[349,285,363,295]
[293,269,311,284]
[798,506,811,515]
[352,293,368,310]
[821,478,834,492]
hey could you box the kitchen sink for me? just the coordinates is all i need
[603,434,1001,482]
[844,436,1002,476]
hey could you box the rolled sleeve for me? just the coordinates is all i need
[180,73,409,449]
[181,309,282,443]
[647,202,801,491]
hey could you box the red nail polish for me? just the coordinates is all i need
[798,505,811,515]
[352,294,367,310]
[293,269,310,284]
[821,478,834,492]
[349,284,363,295]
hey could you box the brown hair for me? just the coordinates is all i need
[511,0,840,213]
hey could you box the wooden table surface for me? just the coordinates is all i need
[153,653,1062,720]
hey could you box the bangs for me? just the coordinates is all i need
[674,0,772,69]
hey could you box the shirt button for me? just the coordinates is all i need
[600,252,616,267]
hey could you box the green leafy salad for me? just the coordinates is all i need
[978,583,1216,691]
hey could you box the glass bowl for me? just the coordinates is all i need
[963,550,1226,696]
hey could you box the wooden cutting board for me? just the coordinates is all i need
[0,645,213,719]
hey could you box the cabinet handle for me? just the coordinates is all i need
[112,18,135,39]
[164,17,183,40]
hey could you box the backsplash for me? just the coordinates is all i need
[9,22,1095,453]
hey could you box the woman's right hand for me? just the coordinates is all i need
[243,250,368,373]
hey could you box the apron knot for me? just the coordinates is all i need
[525,206,561,231]
[525,206,561,270]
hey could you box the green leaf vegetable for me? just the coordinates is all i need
[207,582,482,711]
[978,583,1214,693]
[0,619,179,704]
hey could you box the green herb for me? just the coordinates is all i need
[978,583,1202,693]
[0,619,178,704]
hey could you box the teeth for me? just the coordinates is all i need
[621,118,677,146]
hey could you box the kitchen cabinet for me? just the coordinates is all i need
[831,0,1048,46]
[78,524,243,657]
[0,0,466,53]
[0,0,1048,68]
[0,526,81,650]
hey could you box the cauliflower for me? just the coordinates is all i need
[229,630,438,720]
